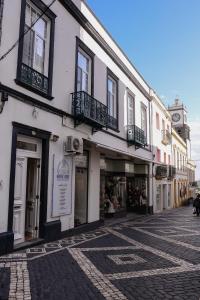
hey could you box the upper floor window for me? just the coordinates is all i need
[127,93,135,125]
[16,0,56,99]
[156,112,160,130]
[141,104,147,137]
[164,152,166,164]
[156,148,161,162]
[162,119,165,131]
[168,154,171,165]
[23,3,48,75]
[107,69,118,131]
[77,49,92,94]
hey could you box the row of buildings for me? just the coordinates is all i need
[0,0,196,254]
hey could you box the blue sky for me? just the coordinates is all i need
[87,0,200,178]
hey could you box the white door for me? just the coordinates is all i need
[25,158,41,239]
[13,156,27,244]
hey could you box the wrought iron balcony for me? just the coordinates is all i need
[107,115,118,130]
[20,63,48,94]
[161,130,171,145]
[155,165,168,179]
[168,165,176,179]
[127,125,147,147]
[72,91,107,129]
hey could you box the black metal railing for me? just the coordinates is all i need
[20,63,48,94]
[107,114,118,130]
[72,91,107,128]
[155,165,168,178]
[127,125,147,147]
[168,165,176,178]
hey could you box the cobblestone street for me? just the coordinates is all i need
[1,206,200,300]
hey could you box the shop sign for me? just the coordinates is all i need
[52,155,73,217]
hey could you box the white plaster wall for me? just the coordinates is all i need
[152,99,172,163]
[81,1,150,92]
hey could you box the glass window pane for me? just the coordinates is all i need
[22,26,34,67]
[34,18,46,39]
[78,52,88,73]
[77,67,82,91]
[17,141,37,152]
[128,94,134,125]
[34,35,45,73]
[82,72,88,92]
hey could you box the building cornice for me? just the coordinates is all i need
[58,0,152,101]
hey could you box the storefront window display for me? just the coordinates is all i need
[100,158,148,217]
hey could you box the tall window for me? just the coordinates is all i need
[168,154,171,165]
[77,49,92,94]
[141,104,147,137]
[107,70,118,130]
[162,119,165,131]
[127,93,134,125]
[156,148,161,162]
[23,3,49,75]
[156,112,160,130]
[164,152,166,164]
[17,0,55,98]
[107,76,117,117]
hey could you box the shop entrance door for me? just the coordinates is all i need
[74,151,88,226]
[163,184,167,209]
[74,167,88,226]
[13,136,41,245]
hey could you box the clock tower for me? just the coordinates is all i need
[168,98,190,142]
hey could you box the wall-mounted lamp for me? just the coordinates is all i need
[0,91,8,114]
[50,134,59,142]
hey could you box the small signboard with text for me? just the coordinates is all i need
[52,155,73,217]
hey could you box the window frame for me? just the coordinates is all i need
[75,37,94,96]
[106,68,119,131]
[141,102,147,137]
[16,0,56,100]
[156,148,161,163]
[156,112,160,130]
[127,91,135,126]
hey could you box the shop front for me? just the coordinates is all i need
[100,158,149,218]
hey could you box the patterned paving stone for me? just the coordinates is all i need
[83,248,178,274]
[2,206,200,299]
[28,249,105,300]
[111,270,200,300]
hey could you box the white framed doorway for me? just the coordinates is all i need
[13,135,42,245]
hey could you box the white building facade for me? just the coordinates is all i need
[0,0,154,254]
[150,91,173,213]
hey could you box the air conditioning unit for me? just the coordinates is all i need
[64,136,83,154]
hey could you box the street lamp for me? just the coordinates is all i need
[0,91,8,114]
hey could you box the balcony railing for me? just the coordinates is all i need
[127,125,147,147]
[155,165,168,178]
[168,165,176,179]
[107,115,118,130]
[72,91,107,129]
[161,130,171,145]
[20,63,48,94]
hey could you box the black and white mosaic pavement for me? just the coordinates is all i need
[2,206,200,299]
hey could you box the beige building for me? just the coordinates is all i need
[171,129,188,207]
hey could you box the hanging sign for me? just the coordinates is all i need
[52,155,73,217]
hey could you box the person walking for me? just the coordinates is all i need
[193,194,200,216]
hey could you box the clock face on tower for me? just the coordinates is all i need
[172,113,181,122]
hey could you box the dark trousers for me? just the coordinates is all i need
[196,207,200,216]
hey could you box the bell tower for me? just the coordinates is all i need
[168,98,190,142]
